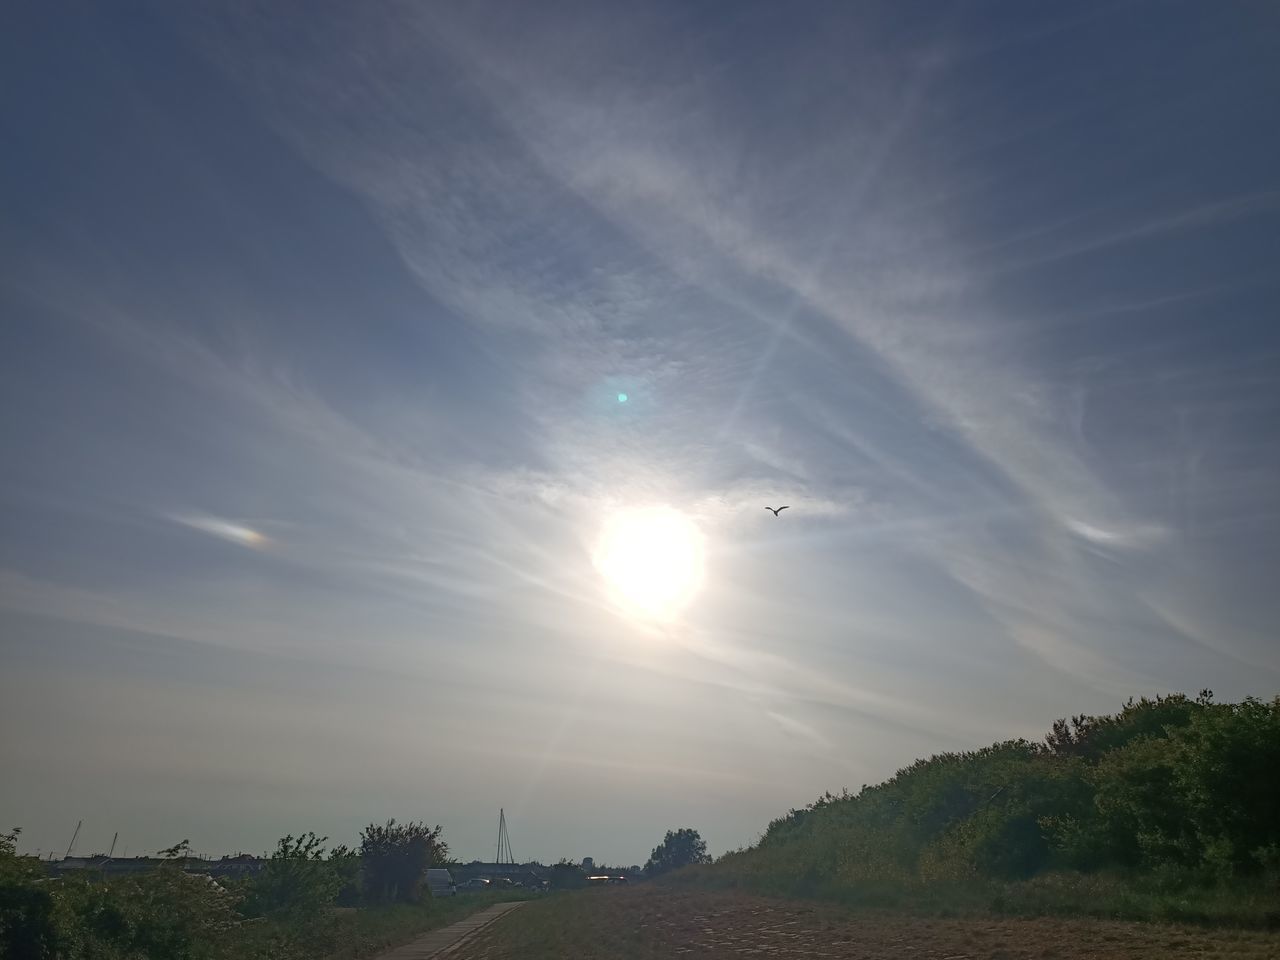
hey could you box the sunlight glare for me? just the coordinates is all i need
[594,506,706,621]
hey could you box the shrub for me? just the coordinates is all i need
[359,820,448,904]
[686,692,1280,926]
[0,827,60,960]
[242,833,340,920]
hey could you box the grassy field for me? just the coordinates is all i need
[229,890,528,959]
[456,887,1280,959]
[323,891,526,959]
[673,862,1280,928]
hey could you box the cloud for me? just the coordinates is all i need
[167,4,1215,698]
[1063,518,1168,550]
[766,710,829,750]
[988,191,1280,275]
[168,513,268,548]
[9,0,1279,861]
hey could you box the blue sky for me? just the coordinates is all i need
[2,1,1279,865]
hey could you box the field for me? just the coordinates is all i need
[259,891,525,959]
[458,888,1280,959]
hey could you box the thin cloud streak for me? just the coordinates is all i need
[5,1,1278,861]
[169,513,268,548]
[181,3,1267,704]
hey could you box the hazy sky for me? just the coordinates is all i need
[3,1,1279,865]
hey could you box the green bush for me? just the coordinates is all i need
[549,860,588,889]
[0,822,481,959]
[242,832,341,920]
[57,867,240,960]
[329,844,362,907]
[0,828,60,960]
[644,829,711,876]
[690,692,1280,925]
[358,820,449,905]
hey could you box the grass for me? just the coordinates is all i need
[457,886,1280,960]
[670,860,1280,929]
[323,891,525,959]
[229,889,529,959]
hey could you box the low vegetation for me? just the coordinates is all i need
[680,692,1280,926]
[460,886,1280,960]
[644,829,711,876]
[0,820,520,959]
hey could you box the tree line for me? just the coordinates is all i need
[0,818,452,959]
[697,692,1280,924]
[1,813,720,956]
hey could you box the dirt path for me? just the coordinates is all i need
[372,900,525,959]
[456,888,1280,959]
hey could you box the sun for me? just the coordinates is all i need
[594,506,706,621]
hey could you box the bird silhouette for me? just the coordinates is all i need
[765,506,790,516]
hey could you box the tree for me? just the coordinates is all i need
[328,844,361,907]
[242,832,340,920]
[61,851,240,960]
[0,827,60,960]
[645,828,711,876]
[549,859,587,889]
[359,820,449,904]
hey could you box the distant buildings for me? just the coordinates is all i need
[50,854,266,879]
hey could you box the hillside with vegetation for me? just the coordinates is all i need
[687,692,1280,926]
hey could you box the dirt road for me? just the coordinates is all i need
[373,901,525,959]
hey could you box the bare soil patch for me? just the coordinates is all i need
[459,887,1280,959]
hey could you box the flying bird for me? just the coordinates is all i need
[765,506,790,516]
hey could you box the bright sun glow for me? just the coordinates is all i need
[594,506,706,621]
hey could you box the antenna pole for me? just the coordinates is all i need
[64,820,82,860]
[107,832,118,859]
[494,808,517,865]
[494,808,515,865]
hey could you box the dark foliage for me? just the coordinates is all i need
[0,821,469,958]
[242,832,341,920]
[645,828,712,876]
[549,860,588,889]
[706,693,1280,918]
[0,827,58,960]
[359,820,449,904]
[329,843,362,907]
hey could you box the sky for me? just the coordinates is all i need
[2,1,1279,866]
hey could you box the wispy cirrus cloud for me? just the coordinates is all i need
[170,2,1280,711]
[5,0,1278,863]
[168,513,268,548]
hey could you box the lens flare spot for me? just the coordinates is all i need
[617,392,628,403]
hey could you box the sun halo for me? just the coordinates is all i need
[593,505,706,622]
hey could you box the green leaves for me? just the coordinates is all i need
[242,832,342,921]
[359,820,449,904]
[645,828,712,876]
[703,692,1280,905]
[0,823,459,958]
